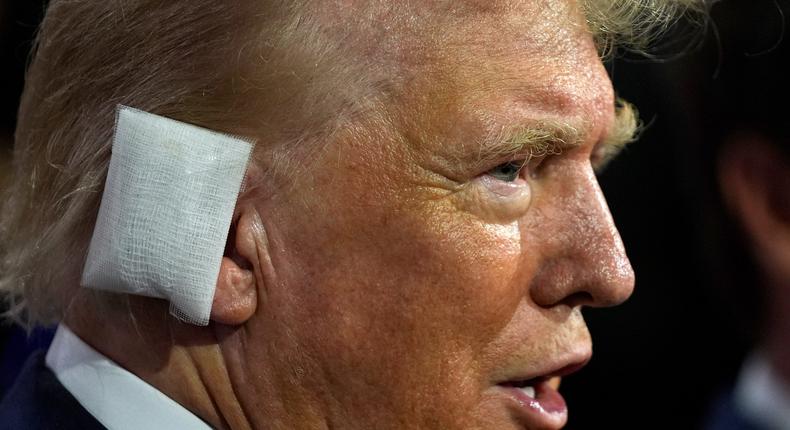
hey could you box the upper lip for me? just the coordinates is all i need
[494,348,592,385]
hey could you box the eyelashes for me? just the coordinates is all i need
[465,150,563,222]
[486,160,526,182]
[484,152,553,183]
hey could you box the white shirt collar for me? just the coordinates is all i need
[735,351,790,430]
[45,324,213,430]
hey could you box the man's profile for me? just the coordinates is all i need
[0,1,701,429]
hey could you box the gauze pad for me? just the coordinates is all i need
[81,106,254,326]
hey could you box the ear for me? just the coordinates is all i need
[211,205,262,325]
[718,134,790,283]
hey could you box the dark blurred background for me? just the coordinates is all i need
[0,0,51,395]
[0,1,44,181]
[564,1,788,428]
[0,1,785,429]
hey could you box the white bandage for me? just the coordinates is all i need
[81,106,254,326]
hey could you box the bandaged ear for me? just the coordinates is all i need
[81,106,255,326]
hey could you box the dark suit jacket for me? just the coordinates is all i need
[703,389,769,430]
[0,351,105,430]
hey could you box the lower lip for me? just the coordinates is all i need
[496,379,568,429]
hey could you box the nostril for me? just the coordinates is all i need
[561,291,595,308]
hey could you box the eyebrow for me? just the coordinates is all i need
[593,98,641,171]
[471,98,640,170]
[477,120,583,166]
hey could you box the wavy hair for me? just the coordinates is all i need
[0,0,705,328]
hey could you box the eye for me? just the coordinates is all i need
[486,160,525,182]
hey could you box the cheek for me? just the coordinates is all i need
[285,196,529,348]
[433,218,529,331]
[260,142,544,426]
[343,207,531,419]
[267,177,532,404]
[272,148,532,347]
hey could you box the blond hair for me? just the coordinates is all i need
[0,0,704,328]
[585,0,706,56]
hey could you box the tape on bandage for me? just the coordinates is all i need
[81,105,255,326]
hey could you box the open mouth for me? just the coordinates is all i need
[496,377,567,429]
[499,376,565,408]
[499,377,550,403]
[494,361,588,429]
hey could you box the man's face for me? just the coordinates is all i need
[237,1,634,429]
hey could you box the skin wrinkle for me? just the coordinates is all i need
[384,3,637,183]
[470,119,581,169]
[216,3,632,428]
[0,0,693,429]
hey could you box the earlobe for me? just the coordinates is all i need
[211,207,261,325]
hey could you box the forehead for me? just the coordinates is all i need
[319,0,587,65]
[311,0,614,164]
[365,0,613,156]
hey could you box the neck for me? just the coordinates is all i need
[64,294,252,430]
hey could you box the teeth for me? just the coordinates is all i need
[519,386,536,398]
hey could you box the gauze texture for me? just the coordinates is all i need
[81,106,254,326]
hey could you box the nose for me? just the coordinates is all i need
[529,167,635,309]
